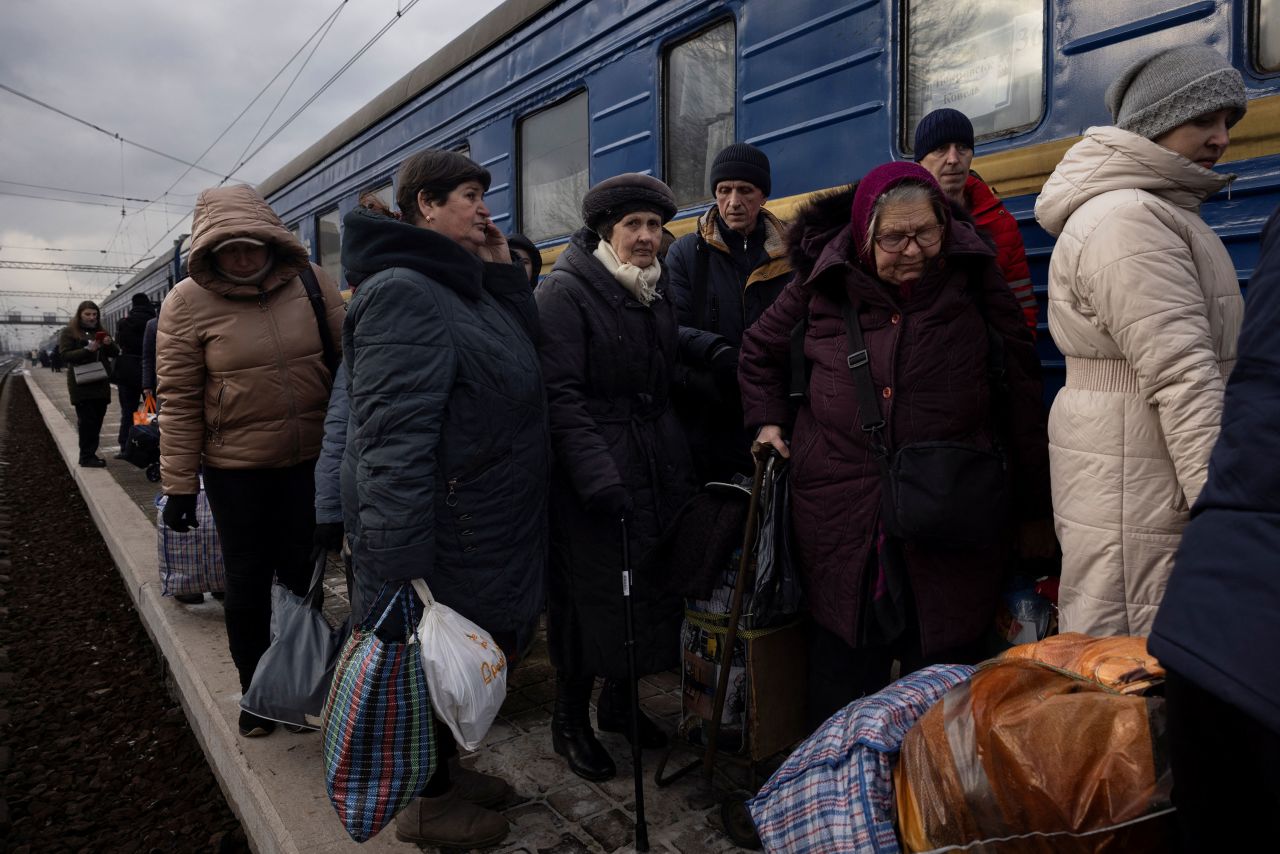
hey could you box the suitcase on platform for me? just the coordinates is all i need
[156,491,226,596]
[123,421,161,482]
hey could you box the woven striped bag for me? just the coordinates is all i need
[155,491,225,596]
[321,583,436,842]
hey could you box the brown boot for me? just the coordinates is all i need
[449,757,513,808]
[394,788,509,848]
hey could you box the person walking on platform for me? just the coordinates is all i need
[740,162,1052,728]
[111,293,156,458]
[535,173,696,781]
[913,108,1038,334]
[59,300,120,468]
[156,184,345,738]
[1149,205,1280,852]
[666,142,793,482]
[1034,45,1247,637]
[340,150,546,849]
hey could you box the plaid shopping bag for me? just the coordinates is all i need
[321,583,436,842]
[155,492,225,596]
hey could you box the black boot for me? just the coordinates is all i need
[552,675,615,781]
[596,677,668,749]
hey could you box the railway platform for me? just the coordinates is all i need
[21,366,754,854]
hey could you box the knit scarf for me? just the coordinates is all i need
[593,239,662,306]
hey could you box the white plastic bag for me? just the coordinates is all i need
[411,578,507,750]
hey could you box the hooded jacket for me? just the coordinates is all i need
[1150,207,1280,736]
[157,185,344,494]
[339,207,547,638]
[739,181,1049,654]
[1034,126,1243,637]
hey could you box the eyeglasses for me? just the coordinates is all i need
[874,224,945,253]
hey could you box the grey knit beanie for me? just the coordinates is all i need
[1105,45,1247,140]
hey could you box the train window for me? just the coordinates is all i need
[1258,0,1280,71]
[904,1,1046,150]
[316,208,342,283]
[519,92,589,242]
[456,144,471,161]
[360,184,395,212]
[664,21,736,207]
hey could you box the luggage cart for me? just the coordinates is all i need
[654,444,807,848]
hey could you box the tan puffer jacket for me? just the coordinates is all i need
[1035,126,1243,637]
[157,185,345,494]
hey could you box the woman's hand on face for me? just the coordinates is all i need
[755,424,790,459]
[476,221,512,264]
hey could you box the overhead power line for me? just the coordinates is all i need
[0,289,107,300]
[0,244,138,256]
[226,0,422,180]
[0,82,226,179]
[222,1,348,185]
[130,0,349,225]
[0,260,150,275]
[0,189,191,213]
[0,178,158,204]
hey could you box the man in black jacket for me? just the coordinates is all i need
[112,293,156,457]
[666,142,793,482]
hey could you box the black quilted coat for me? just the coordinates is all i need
[339,208,548,641]
[535,228,696,679]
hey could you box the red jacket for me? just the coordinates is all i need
[966,174,1037,334]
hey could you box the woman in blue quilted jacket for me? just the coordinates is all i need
[339,148,548,849]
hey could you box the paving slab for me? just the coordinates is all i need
[24,366,758,853]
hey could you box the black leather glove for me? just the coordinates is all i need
[311,522,345,563]
[162,493,199,532]
[589,485,634,521]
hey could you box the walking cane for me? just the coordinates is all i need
[619,515,650,852]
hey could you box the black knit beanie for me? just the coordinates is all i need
[708,142,771,196]
[913,109,975,161]
[581,173,677,233]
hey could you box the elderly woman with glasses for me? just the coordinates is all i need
[739,162,1053,728]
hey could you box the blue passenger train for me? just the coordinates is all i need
[103,0,1280,394]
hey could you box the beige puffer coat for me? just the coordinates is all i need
[157,185,344,494]
[1035,126,1243,636]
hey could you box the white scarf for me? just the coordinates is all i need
[593,238,662,306]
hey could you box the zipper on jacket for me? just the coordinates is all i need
[210,381,226,446]
[445,450,513,507]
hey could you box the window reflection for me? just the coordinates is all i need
[665,21,736,208]
[520,92,589,242]
[317,208,342,284]
[1259,0,1280,72]
[905,0,1046,150]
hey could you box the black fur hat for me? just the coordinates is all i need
[581,173,677,232]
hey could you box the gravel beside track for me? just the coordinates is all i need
[0,375,249,853]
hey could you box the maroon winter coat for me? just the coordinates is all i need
[739,186,1051,654]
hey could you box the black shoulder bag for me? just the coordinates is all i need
[299,265,341,376]
[840,297,1009,548]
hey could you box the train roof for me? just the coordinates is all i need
[257,0,558,200]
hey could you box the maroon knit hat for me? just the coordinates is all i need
[849,161,947,270]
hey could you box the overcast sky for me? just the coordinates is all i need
[0,0,505,349]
